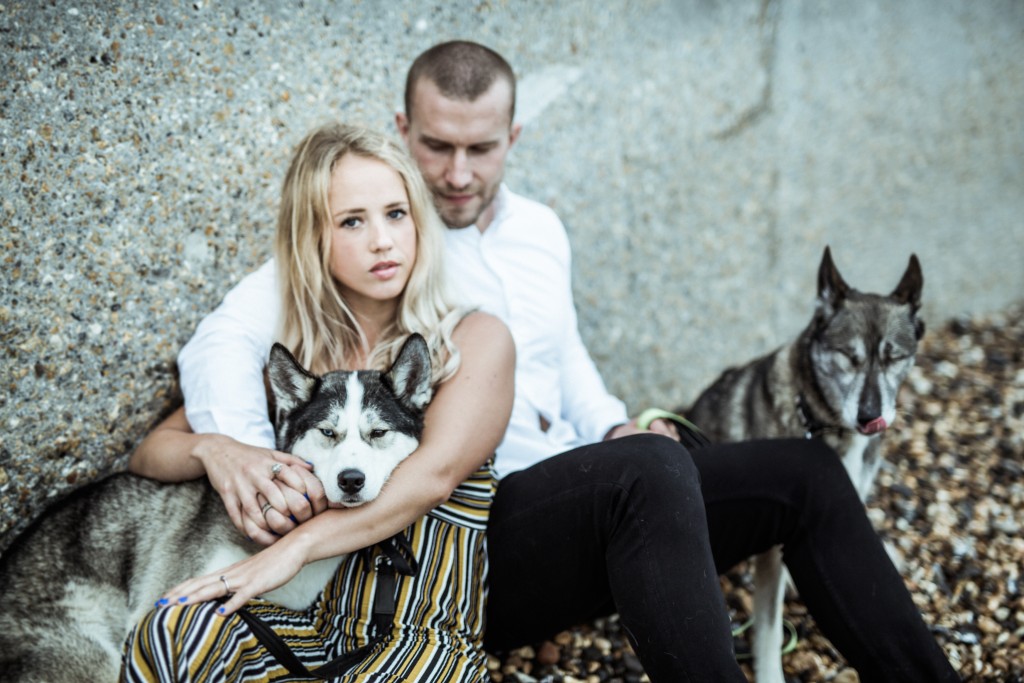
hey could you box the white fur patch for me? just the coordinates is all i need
[59,580,130,678]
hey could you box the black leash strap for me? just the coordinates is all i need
[232,532,418,680]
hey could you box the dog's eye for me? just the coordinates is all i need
[887,350,912,363]
[369,429,388,439]
[320,428,336,438]
[836,349,861,367]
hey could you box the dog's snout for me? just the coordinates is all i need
[338,469,365,494]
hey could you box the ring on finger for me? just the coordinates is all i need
[260,501,274,517]
[270,462,283,479]
[220,575,233,596]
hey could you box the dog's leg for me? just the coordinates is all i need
[860,440,885,500]
[752,546,787,683]
[860,442,906,572]
[840,434,877,502]
[858,459,880,501]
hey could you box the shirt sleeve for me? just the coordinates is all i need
[554,227,629,442]
[177,259,280,449]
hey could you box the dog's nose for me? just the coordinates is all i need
[858,417,888,435]
[338,469,365,494]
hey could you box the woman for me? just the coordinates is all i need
[123,122,514,681]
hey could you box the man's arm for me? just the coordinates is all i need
[178,259,279,448]
[557,287,681,442]
[557,296,629,441]
[541,220,628,442]
[553,230,677,443]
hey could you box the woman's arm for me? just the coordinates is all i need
[162,311,515,614]
[130,407,327,545]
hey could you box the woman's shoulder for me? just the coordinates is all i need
[451,311,514,355]
[453,310,510,336]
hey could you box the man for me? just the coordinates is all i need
[177,41,959,681]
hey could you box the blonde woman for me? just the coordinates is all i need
[123,122,514,681]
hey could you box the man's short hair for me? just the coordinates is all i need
[404,40,516,123]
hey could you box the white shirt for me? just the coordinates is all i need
[178,185,627,477]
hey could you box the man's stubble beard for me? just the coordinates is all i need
[436,182,500,231]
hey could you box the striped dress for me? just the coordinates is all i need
[121,464,495,682]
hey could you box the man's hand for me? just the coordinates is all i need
[604,417,680,441]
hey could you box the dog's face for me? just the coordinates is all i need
[266,334,432,507]
[808,248,925,435]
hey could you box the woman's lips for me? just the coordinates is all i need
[371,261,399,279]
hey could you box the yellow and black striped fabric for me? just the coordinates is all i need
[121,463,495,682]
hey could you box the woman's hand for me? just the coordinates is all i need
[157,531,313,616]
[196,438,328,545]
[129,406,328,545]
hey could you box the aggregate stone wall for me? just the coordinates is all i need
[1,0,1021,550]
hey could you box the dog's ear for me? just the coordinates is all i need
[267,343,319,419]
[387,333,433,413]
[891,253,924,311]
[816,245,850,316]
[891,254,925,340]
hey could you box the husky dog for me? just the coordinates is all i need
[0,334,432,683]
[685,247,924,683]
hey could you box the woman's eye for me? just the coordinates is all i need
[339,217,361,229]
[369,429,387,439]
[320,428,336,438]
[387,208,407,220]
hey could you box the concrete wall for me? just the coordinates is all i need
[1,0,1021,549]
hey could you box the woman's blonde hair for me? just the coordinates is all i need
[275,121,464,384]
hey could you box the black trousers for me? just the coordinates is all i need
[483,434,959,682]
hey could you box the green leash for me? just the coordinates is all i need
[635,408,711,449]
[635,407,704,434]
[730,617,799,658]
[637,408,801,658]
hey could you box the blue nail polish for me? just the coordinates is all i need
[270,530,280,537]
[289,515,298,523]
[304,461,313,466]
[303,493,309,501]
[178,596,188,603]
[157,598,169,606]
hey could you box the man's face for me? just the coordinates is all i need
[396,78,520,230]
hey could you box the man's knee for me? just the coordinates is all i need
[604,433,702,499]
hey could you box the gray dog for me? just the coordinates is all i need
[0,334,432,682]
[684,246,924,683]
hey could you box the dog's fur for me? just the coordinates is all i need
[0,334,432,683]
[684,247,924,683]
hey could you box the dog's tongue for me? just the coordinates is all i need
[859,417,888,435]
